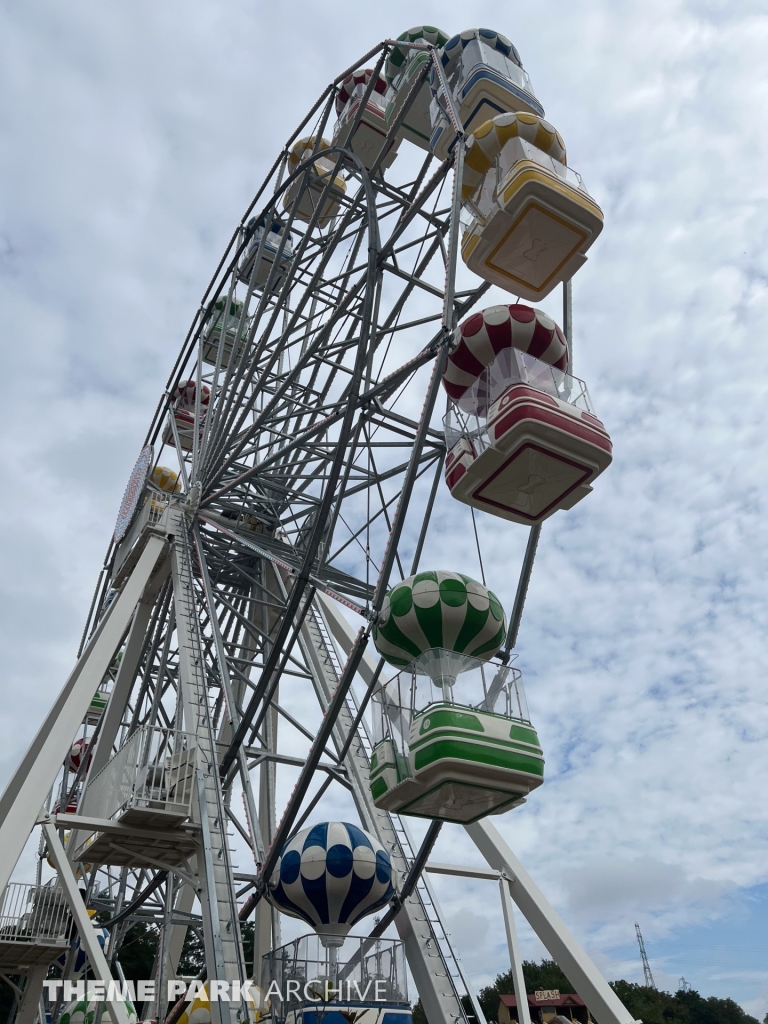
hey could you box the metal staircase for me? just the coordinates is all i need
[171,515,247,1024]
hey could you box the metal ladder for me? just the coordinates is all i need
[171,516,247,1022]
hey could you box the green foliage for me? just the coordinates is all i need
[0,975,18,1024]
[241,921,255,978]
[610,980,759,1024]
[116,922,158,983]
[461,994,478,1022]
[178,928,206,977]
[475,960,758,1024]
[115,921,207,984]
[412,999,427,1024]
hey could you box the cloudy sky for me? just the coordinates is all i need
[1,0,767,1017]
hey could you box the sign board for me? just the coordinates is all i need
[534,990,560,1002]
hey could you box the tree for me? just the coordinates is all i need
[475,960,758,1024]
[177,927,205,977]
[609,980,759,1024]
[0,975,18,1024]
[412,1000,427,1024]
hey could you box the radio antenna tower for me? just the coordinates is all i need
[635,923,656,989]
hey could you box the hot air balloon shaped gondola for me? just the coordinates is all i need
[443,304,612,525]
[55,917,109,976]
[429,28,544,162]
[59,996,137,1024]
[238,214,294,293]
[459,113,603,301]
[176,982,269,1024]
[283,136,348,227]
[267,821,397,949]
[332,71,399,172]
[266,823,407,1024]
[162,380,211,452]
[369,572,544,823]
[384,26,451,151]
[66,737,92,774]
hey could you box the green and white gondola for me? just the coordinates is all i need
[369,571,544,824]
[384,26,452,152]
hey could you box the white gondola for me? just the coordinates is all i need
[384,26,451,151]
[332,70,399,171]
[201,294,248,368]
[283,136,347,227]
[162,380,211,452]
[238,214,294,293]
[459,112,604,301]
[429,28,544,162]
[443,304,612,524]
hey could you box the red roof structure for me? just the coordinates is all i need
[498,992,590,1023]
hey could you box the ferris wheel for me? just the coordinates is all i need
[0,26,635,1024]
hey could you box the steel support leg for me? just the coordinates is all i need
[166,879,196,981]
[87,561,169,780]
[498,877,530,1024]
[0,534,167,896]
[15,964,48,1024]
[43,825,131,1024]
[465,819,638,1024]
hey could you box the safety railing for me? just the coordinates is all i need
[263,934,408,1019]
[0,883,71,946]
[444,347,594,452]
[82,726,196,824]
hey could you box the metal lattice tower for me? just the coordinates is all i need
[0,36,638,1024]
[635,923,656,989]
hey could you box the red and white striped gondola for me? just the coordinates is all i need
[162,380,211,453]
[443,304,612,524]
[66,737,92,773]
[332,69,399,171]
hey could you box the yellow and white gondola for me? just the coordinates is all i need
[283,136,347,227]
[459,112,603,301]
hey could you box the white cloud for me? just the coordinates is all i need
[0,0,767,1015]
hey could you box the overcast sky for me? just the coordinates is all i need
[1,0,767,1017]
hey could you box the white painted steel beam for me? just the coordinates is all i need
[465,819,639,1024]
[43,824,131,1024]
[0,534,167,896]
[87,560,169,780]
[15,964,49,1024]
[498,877,531,1024]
